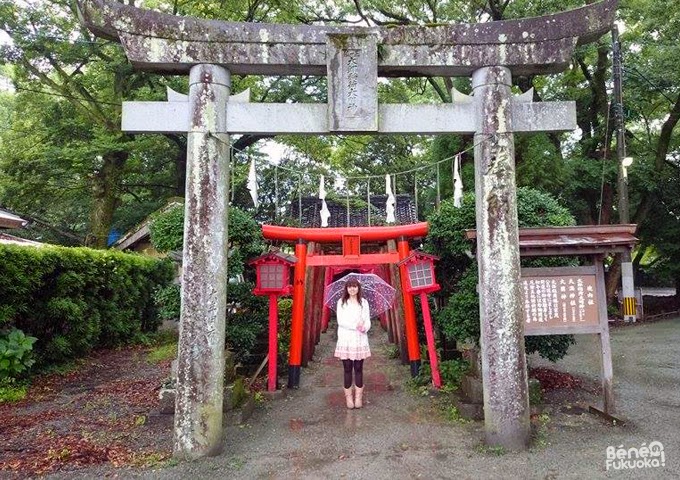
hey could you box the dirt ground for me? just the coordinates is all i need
[2,317,679,479]
[0,346,175,477]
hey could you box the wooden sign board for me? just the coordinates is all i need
[521,264,614,413]
[521,266,602,336]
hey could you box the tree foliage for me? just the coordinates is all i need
[426,187,577,361]
[148,204,268,360]
[0,0,679,312]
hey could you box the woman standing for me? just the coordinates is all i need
[334,278,371,409]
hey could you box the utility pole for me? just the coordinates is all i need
[612,25,637,322]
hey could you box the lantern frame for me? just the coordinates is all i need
[248,251,296,296]
[397,251,441,294]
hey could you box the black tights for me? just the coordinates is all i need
[342,359,364,389]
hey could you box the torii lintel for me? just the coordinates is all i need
[76,0,617,77]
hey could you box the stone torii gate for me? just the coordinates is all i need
[76,0,616,458]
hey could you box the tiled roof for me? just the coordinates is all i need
[288,194,417,228]
[114,199,183,250]
[465,224,638,256]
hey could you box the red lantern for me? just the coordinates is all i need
[397,251,441,387]
[398,251,441,294]
[249,251,296,391]
[250,251,296,296]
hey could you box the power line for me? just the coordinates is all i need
[223,133,491,181]
[624,66,676,106]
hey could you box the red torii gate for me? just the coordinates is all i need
[262,222,430,388]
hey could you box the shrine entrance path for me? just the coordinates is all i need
[48,317,680,479]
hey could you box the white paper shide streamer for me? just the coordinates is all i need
[319,175,331,227]
[453,154,463,208]
[385,174,396,223]
[247,156,259,208]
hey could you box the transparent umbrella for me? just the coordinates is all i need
[324,273,397,317]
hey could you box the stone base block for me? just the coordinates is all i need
[159,387,176,414]
[158,386,240,414]
[461,375,484,404]
[461,348,482,378]
[239,395,256,424]
[262,389,285,401]
[456,399,484,421]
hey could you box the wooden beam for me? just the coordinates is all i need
[306,252,400,266]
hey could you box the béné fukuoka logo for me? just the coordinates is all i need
[605,441,665,471]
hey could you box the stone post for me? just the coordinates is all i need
[174,64,231,459]
[472,66,530,450]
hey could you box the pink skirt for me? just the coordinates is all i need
[334,343,371,361]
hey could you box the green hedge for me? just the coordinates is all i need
[0,245,174,367]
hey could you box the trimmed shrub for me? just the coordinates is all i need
[154,284,181,321]
[225,282,268,362]
[0,244,174,367]
[148,204,185,253]
[426,187,577,362]
[149,203,268,362]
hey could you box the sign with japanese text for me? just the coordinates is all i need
[520,267,601,334]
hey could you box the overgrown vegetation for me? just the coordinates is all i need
[153,284,181,321]
[408,358,469,394]
[147,342,178,364]
[0,327,37,380]
[149,203,270,362]
[0,378,28,403]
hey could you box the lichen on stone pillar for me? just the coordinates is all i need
[174,63,231,460]
[472,65,530,451]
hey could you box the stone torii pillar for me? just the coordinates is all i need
[473,66,529,449]
[174,64,231,459]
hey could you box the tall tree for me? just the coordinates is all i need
[0,0,179,246]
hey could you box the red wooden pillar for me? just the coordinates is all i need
[288,240,307,388]
[267,294,279,391]
[387,240,407,363]
[303,261,325,363]
[377,263,389,330]
[419,292,441,388]
[313,265,325,346]
[397,237,421,376]
[321,267,332,332]
[302,244,316,366]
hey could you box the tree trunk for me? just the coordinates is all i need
[176,145,187,196]
[85,151,128,248]
[605,257,621,305]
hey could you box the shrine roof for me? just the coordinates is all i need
[0,233,45,248]
[0,208,28,229]
[290,194,417,229]
[248,251,297,265]
[465,224,638,256]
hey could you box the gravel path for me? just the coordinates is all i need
[51,318,680,479]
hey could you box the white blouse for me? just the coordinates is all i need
[334,297,372,360]
[336,297,371,332]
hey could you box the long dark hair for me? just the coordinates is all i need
[341,278,363,305]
